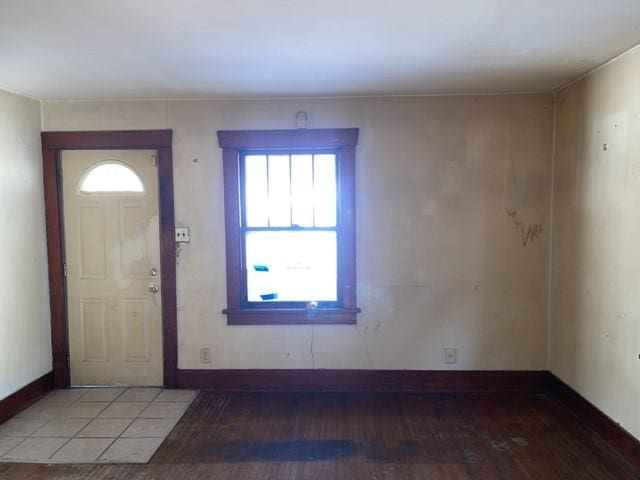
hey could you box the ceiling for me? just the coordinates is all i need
[1,0,640,100]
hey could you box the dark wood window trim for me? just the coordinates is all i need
[217,128,360,325]
[41,130,177,388]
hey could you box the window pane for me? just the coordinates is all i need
[313,154,337,226]
[245,231,337,302]
[80,162,144,193]
[267,155,291,227]
[244,155,269,227]
[290,154,314,227]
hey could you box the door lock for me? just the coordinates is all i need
[150,267,158,277]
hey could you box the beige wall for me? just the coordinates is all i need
[0,89,51,400]
[551,46,640,439]
[42,94,553,371]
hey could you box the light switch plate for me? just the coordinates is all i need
[175,227,190,243]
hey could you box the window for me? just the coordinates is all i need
[218,129,360,325]
[79,161,144,193]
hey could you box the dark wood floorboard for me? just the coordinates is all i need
[0,392,637,480]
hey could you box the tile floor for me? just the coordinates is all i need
[0,387,197,464]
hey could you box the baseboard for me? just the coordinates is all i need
[176,369,549,393]
[0,372,53,424]
[545,373,640,471]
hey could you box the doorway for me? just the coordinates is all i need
[42,130,177,389]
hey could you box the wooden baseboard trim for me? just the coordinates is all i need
[176,369,549,393]
[0,372,53,424]
[545,373,640,471]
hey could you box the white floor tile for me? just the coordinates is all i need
[0,418,48,437]
[121,418,179,438]
[77,418,133,438]
[0,437,24,456]
[40,389,87,404]
[15,401,68,420]
[154,390,197,402]
[117,388,162,402]
[62,401,110,418]
[98,402,148,419]
[81,388,126,402]
[98,437,164,463]
[50,438,114,463]
[2,437,68,462]
[140,402,188,419]
[33,418,90,438]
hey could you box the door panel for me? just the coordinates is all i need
[62,150,162,386]
[80,299,108,362]
[78,205,106,279]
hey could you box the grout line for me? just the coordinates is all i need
[46,437,73,461]
[94,437,117,463]
[0,436,28,459]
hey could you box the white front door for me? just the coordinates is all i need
[62,150,163,386]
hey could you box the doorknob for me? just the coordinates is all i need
[148,283,160,293]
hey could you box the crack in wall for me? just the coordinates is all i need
[309,325,316,369]
[355,326,374,369]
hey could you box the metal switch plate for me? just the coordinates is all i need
[175,227,190,243]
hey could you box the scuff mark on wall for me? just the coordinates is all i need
[506,208,543,247]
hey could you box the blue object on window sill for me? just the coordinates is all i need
[260,293,278,301]
[253,265,269,272]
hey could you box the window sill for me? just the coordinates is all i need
[222,307,361,325]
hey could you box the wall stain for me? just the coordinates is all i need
[175,242,183,266]
[200,439,420,463]
[206,440,359,462]
[506,208,543,247]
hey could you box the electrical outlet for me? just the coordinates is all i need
[443,347,458,364]
[200,348,211,364]
[175,227,190,243]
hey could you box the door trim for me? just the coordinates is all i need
[42,130,177,388]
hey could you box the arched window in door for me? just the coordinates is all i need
[79,161,145,193]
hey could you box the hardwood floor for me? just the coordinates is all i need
[0,391,637,480]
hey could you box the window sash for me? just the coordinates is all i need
[239,149,339,230]
[241,229,341,309]
[239,149,341,308]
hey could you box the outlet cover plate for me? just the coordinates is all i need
[175,227,190,243]
[200,348,211,364]
[443,347,458,364]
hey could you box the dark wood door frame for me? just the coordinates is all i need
[41,130,177,389]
